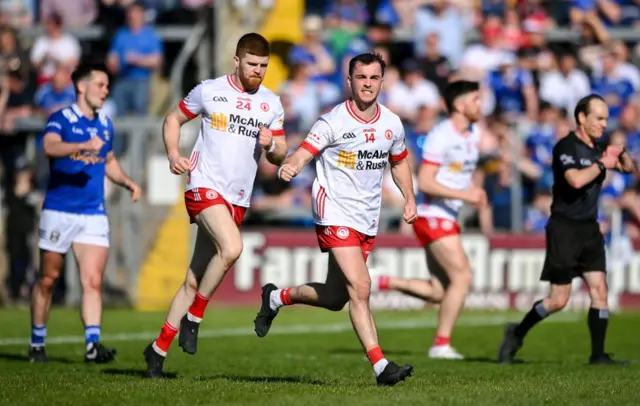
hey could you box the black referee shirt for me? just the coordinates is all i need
[550,131,606,222]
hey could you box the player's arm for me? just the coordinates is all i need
[560,142,616,188]
[278,118,333,182]
[163,84,203,174]
[41,117,100,157]
[388,128,414,204]
[42,132,89,157]
[263,98,288,165]
[105,151,134,189]
[418,131,471,201]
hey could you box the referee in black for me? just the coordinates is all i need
[498,94,634,365]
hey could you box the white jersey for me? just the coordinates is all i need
[180,75,285,207]
[301,101,408,236]
[417,119,480,221]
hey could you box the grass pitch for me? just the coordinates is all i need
[0,307,638,405]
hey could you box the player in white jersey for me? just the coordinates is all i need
[143,33,289,378]
[253,53,417,387]
[371,81,487,360]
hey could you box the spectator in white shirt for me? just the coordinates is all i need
[30,14,80,84]
[539,50,590,115]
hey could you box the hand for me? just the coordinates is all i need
[604,145,623,159]
[83,136,105,154]
[464,187,488,208]
[258,125,273,151]
[126,181,143,202]
[126,52,140,64]
[599,154,618,169]
[403,199,418,224]
[168,152,191,175]
[278,163,300,182]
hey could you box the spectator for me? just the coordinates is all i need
[0,27,30,85]
[107,1,163,118]
[539,48,591,115]
[459,15,507,80]
[591,45,634,126]
[30,13,81,84]
[324,0,368,34]
[414,0,466,67]
[374,0,418,30]
[0,0,34,29]
[279,62,324,131]
[524,185,552,234]
[395,59,440,123]
[39,0,98,27]
[487,52,539,121]
[416,32,453,95]
[33,65,75,116]
[288,15,336,83]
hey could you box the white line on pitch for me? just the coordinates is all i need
[0,313,581,347]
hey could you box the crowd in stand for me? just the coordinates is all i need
[250,0,640,245]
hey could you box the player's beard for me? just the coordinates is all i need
[239,74,262,92]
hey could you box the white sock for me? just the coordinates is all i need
[187,312,203,323]
[373,358,389,376]
[269,289,284,311]
[152,341,167,357]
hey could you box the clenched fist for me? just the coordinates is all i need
[403,199,418,224]
[83,136,105,154]
[168,152,191,175]
[278,163,300,182]
[259,125,273,151]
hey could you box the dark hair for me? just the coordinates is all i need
[235,33,270,57]
[574,94,605,125]
[71,63,108,94]
[348,52,386,77]
[443,80,480,114]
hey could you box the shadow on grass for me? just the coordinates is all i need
[199,374,327,385]
[101,368,178,379]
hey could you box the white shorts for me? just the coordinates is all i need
[38,210,110,253]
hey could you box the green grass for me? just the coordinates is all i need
[0,307,639,405]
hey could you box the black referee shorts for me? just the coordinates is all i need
[540,216,606,285]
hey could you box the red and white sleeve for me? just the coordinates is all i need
[178,83,204,120]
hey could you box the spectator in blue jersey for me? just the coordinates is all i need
[487,52,538,121]
[618,103,640,163]
[591,46,635,127]
[288,15,336,83]
[28,64,142,364]
[524,185,552,234]
[34,65,75,115]
[106,1,163,118]
[525,102,563,184]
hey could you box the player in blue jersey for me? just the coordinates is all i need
[28,64,142,363]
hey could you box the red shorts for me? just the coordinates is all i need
[315,225,376,261]
[412,217,461,247]
[184,188,246,227]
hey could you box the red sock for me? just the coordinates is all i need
[188,291,211,320]
[154,321,178,355]
[280,288,293,305]
[366,345,385,366]
[378,276,391,291]
[433,335,451,347]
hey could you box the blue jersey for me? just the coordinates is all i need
[42,104,114,215]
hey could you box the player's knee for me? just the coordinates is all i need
[80,271,103,292]
[38,272,60,290]
[449,266,472,289]
[219,240,243,270]
[349,278,371,303]
[547,291,570,311]
[184,271,199,293]
[588,280,608,306]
